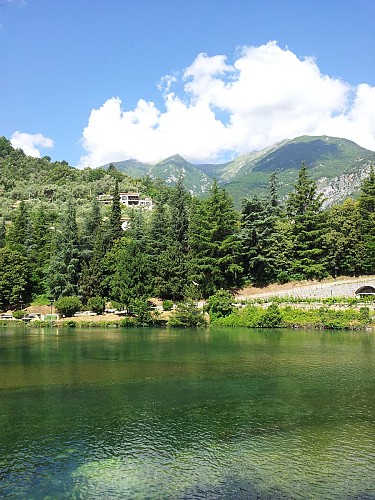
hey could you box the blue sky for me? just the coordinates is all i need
[1,0,375,167]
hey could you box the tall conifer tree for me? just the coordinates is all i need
[107,211,153,308]
[5,200,29,253]
[0,218,6,248]
[82,197,102,254]
[29,204,55,294]
[287,163,327,279]
[241,172,288,285]
[188,182,243,297]
[323,199,363,277]
[358,167,375,273]
[79,219,106,302]
[47,199,80,299]
[145,180,191,299]
[105,179,123,250]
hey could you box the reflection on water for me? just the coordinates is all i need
[0,327,375,498]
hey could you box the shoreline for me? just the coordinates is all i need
[1,275,374,331]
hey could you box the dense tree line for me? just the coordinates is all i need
[0,136,374,312]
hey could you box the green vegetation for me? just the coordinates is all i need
[54,296,82,317]
[111,135,375,203]
[162,300,173,311]
[167,299,207,328]
[87,296,105,315]
[287,163,327,280]
[245,295,375,306]
[205,289,234,320]
[0,136,374,330]
[212,303,373,330]
[12,309,25,320]
[222,136,375,203]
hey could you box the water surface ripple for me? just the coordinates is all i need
[0,327,375,498]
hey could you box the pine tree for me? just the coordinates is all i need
[104,209,153,308]
[287,163,327,279]
[105,179,123,250]
[358,167,375,274]
[188,182,243,297]
[29,204,55,294]
[169,175,190,252]
[0,247,31,309]
[242,196,270,284]
[82,196,102,254]
[324,199,363,277]
[5,200,29,253]
[0,218,5,248]
[149,197,187,300]
[79,229,106,302]
[241,173,286,285]
[269,171,280,211]
[107,237,153,308]
[47,199,80,299]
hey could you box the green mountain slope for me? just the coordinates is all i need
[0,136,156,222]
[152,154,212,194]
[222,136,375,204]
[106,135,375,205]
[1,133,374,218]
[102,159,151,178]
[111,154,212,195]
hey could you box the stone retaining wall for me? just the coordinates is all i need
[237,277,375,300]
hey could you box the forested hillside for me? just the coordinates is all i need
[0,136,374,316]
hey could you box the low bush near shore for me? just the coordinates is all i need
[211,303,373,330]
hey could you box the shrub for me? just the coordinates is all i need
[0,319,23,327]
[130,298,153,326]
[31,320,55,327]
[12,310,25,319]
[359,307,370,322]
[168,299,207,328]
[62,320,76,327]
[206,289,234,320]
[162,299,173,311]
[31,294,51,306]
[256,304,283,328]
[120,317,136,327]
[54,296,82,317]
[87,296,105,315]
[277,271,292,284]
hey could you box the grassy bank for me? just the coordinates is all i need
[240,295,375,307]
[212,303,374,330]
[1,302,374,331]
[0,318,169,328]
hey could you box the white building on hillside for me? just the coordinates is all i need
[98,192,153,210]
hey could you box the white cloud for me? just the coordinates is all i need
[79,41,375,168]
[11,131,54,157]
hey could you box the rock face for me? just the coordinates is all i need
[318,161,374,206]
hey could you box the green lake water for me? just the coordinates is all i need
[0,327,375,499]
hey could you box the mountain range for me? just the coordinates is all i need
[103,136,375,206]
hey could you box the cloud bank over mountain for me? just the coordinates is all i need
[79,42,375,168]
